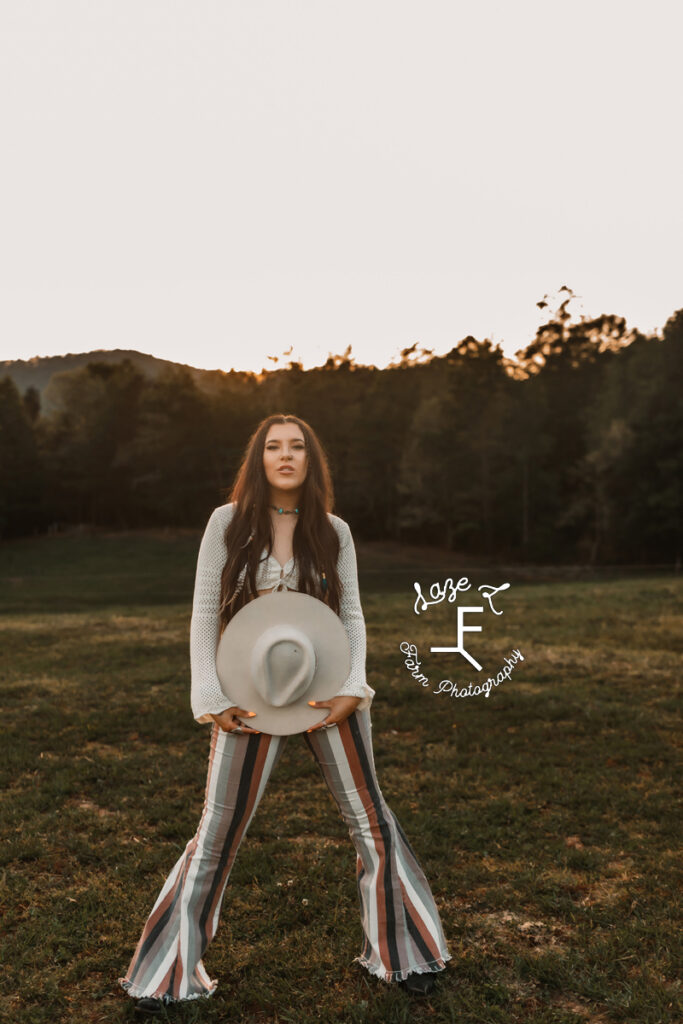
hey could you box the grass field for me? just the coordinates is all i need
[0,529,681,1024]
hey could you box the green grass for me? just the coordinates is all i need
[0,530,681,1024]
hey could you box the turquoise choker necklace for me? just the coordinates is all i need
[269,504,300,515]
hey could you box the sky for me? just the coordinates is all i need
[1,0,681,373]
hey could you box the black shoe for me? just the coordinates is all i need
[399,972,436,996]
[134,997,164,1016]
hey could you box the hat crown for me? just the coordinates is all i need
[250,624,317,707]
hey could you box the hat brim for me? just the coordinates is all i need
[216,591,351,735]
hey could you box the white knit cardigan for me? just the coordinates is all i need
[190,503,376,723]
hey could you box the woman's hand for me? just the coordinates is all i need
[210,706,260,735]
[306,695,362,732]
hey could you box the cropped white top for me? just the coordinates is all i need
[235,550,298,595]
[189,502,376,723]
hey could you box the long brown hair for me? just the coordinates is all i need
[218,414,343,634]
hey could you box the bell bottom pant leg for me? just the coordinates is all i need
[118,724,288,1004]
[304,707,452,983]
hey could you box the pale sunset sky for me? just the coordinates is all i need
[1,0,681,373]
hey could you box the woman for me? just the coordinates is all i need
[118,414,451,1014]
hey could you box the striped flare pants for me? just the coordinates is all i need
[118,708,451,1004]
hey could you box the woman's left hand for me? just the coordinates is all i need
[306,695,362,732]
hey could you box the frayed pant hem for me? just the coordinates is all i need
[118,976,218,1004]
[353,950,452,984]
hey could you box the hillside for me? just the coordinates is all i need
[0,348,254,410]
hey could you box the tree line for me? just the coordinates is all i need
[1,304,681,565]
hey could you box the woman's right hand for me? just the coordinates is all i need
[210,707,260,734]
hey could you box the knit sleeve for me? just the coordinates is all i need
[332,519,376,711]
[190,505,236,723]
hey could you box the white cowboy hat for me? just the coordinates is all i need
[215,590,351,735]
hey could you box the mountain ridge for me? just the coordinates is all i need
[0,348,254,400]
